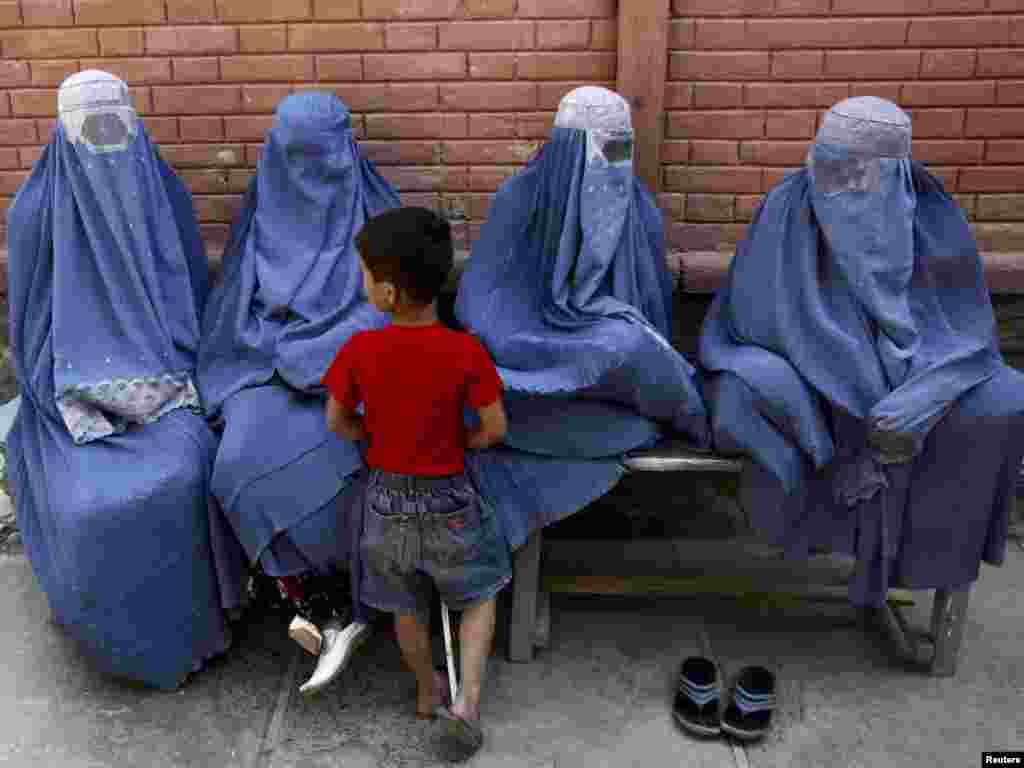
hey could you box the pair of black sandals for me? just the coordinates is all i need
[673,657,776,741]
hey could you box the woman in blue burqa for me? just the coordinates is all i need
[5,71,240,689]
[700,97,1024,608]
[456,86,709,550]
[198,91,399,694]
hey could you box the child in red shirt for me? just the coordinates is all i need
[322,207,510,759]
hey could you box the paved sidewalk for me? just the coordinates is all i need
[0,539,1021,768]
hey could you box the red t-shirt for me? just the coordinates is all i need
[322,323,503,476]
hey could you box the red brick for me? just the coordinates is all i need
[987,141,1024,164]
[655,192,682,218]
[341,83,437,111]
[0,0,17,26]
[921,50,978,79]
[908,108,965,138]
[517,52,615,80]
[0,148,20,169]
[668,111,764,140]
[537,21,589,50]
[240,26,287,53]
[79,58,172,85]
[361,0,460,19]
[930,0,986,10]
[694,20,747,50]
[469,114,515,138]
[671,0,773,15]
[160,143,245,167]
[361,140,440,164]
[0,60,29,86]
[960,167,1024,193]
[438,20,533,50]
[75,0,165,24]
[516,112,552,137]
[990,0,1024,9]
[2,28,97,57]
[966,109,1024,138]
[19,146,44,167]
[222,55,314,82]
[908,16,1009,46]
[229,170,254,192]
[954,193,976,219]
[401,192,441,211]
[660,141,690,164]
[223,115,274,141]
[180,116,224,141]
[312,55,360,80]
[167,0,215,22]
[10,90,56,117]
[665,83,692,109]
[774,0,830,12]
[998,81,1024,106]
[848,82,903,103]
[0,170,29,195]
[831,0,927,11]
[825,50,921,80]
[144,116,178,142]
[462,0,516,17]
[193,194,243,223]
[685,194,734,222]
[130,87,153,114]
[739,141,808,165]
[468,53,516,79]
[671,52,770,80]
[744,83,848,109]
[440,82,536,111]
[902,81,995,107]
[0,94,7,118]
[289,22,384,50]
[912,140,984,164]
[98,28,143,56]
[241,85,292,112]
[747,19,908,49]
[976,194,1024,220]
[244,144,263,165]
[974,222,1024,250]
[313,0,359,18]
[0,120,37,145]
[146,27,236,55]
[691,83,742,109]
[765,111,815,139]
[467,165,516,191]
[591,19,616,49]
[21,0,72,25]
[381,165,455,192]
[172,57,220,83]
[30,60,78,86]
[153,85,242,115]
[666,166,761,193]
[386,23,437,49]
[365,113,467,138]
[536,80,614,109]
[771,51,823,79]
[443,139,540,164]
[181,169,232,194]
[35,117,56,137]
[364,52,465,80]
[516,0,614,17]
[465,193,494,219]
[978,50,1024,78]
[735,194,762,222]
[669,19,694,49]
[219,0,310,21]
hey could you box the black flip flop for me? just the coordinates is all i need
[721,666,776,741]
[435,705,484,760]
[672,656,722,738]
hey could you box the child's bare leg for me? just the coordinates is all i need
[452,598,496,723]
[395,614,445,717]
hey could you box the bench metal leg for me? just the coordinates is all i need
[508,531,542,663]
[929,585,970,677]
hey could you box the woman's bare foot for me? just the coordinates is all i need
[450,694,480,724]
[416,668,449,719]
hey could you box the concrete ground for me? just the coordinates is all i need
[0,525,1021,768]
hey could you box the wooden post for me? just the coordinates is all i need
[617,0,672,194]
[508,531,542,663]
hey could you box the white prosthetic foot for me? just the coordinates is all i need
[298,619,373,696]
[288,615,323,657]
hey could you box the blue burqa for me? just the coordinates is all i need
[700,157,1024,606]
[198,93,398,594]
[457,127,709,548]
[5,91,239,689]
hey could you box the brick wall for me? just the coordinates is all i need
[662,0,1024,255]
[0,0,618,251]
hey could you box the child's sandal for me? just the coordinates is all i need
[721,666,776,742]
[672,656,722,738]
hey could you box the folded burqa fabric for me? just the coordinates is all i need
[457,87,709,548]
[700,97,1024,606]
[5,71,240,689]
[198,92,398,582]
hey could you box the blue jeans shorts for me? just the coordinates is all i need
[360,470,512,622]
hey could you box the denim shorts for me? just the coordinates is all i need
[360,470,512,621]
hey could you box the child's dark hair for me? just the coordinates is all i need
[356,207,453,305]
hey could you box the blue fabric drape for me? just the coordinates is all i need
[6,124,239,689]
[458,128,708,547]
[197,92,399,587]
[700,161,1024,606]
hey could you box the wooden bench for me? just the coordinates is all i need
[505,439,974,678]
